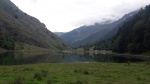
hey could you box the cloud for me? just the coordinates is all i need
[10,0,150,32]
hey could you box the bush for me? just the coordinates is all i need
[83,70,89,75]
[74,69,91,75]
[0,35,15,50]
[41,70,48,77]
[34,72,42,81]
[47,79,52,84]
[75,80,83,84]
[13,76,25,84]
[34,70,49,81]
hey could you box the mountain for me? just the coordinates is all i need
[111,6,150,53]
[82,10,139,45]
[60,23,112,47]
[60,10,139,47]
[0,0,69,50]
[54,32,65,37]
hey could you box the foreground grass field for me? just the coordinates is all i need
[0,62,150,84]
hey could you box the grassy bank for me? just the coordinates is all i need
[0,62,150,84]
[0,43,61,54]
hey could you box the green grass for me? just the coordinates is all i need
[14,43,58,52]
[142,52,150,56]
[0,48,6,52]
[0,42,60,53]
[0,62,150,84]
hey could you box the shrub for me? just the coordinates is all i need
[0,35,15,50]
[34,72,42,81]
[13,76,25,84]
[47,79,52,84]
[83,70,89,75]
[41,70,48,77]
[34,70,49,81]
[75,80,83,84]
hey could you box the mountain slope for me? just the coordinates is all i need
[111,6,150,53]
[0,0,69,50]
[60,10,139,47]
[54,32,65,37]
[81,10,139,45]
[60,23,112,47]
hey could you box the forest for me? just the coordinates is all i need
[93,5,150,54]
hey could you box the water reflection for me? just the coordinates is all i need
[0,52,15,65]
[0,52,149,65]
[62,54,95,63]
[94,54,145,63]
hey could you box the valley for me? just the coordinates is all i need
[0,0,150,84]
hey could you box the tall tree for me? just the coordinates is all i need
[111,5,150,53]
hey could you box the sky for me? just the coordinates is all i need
[10,0,150,32]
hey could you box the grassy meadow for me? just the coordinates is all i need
[0,62,149,84]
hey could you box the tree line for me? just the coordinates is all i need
[91,5,150,54]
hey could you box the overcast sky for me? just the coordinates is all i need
[10,0,150,32]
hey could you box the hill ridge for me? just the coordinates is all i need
[0,0,69,50]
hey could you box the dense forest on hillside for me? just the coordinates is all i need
[111,5,150,53]
[93,39,111,51]
[92,5,150,54]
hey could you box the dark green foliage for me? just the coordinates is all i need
[0,52,14,65]
[41,70,49,77]
[83,70,89,75]
[75,80,84,84]
[74,69,90,75]
[34,70,49,81]
[111,5,150,53]
[93,39,111,50]
[13,76,25,84]
[47,79,52,84]
[0,35,14,50]
[34,72,43,81]
[144,17,150,50]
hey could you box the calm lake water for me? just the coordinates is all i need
[0,52,149,65]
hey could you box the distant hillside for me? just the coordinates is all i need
[111,5,150,53]
[0,0,69,50]
[60,23,112,47]
[60,10,139,47]
[81,10,139,45]
[54,32,65,37]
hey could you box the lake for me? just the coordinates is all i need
[0,51,149,65]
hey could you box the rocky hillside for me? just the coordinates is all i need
[0,0,69,50]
